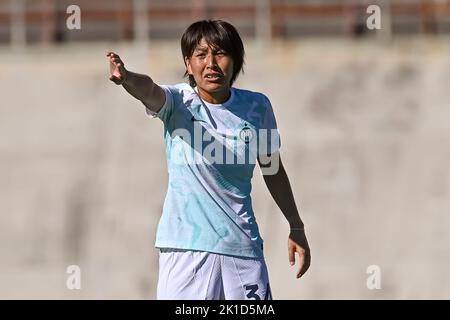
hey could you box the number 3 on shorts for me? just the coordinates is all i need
[245,283,272,300]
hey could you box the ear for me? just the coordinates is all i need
[184,56,192,75]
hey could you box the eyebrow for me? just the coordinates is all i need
[194,47,225,53]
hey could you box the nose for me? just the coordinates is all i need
[206,53,218,69]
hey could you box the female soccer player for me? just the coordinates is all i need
[107,19,310,300]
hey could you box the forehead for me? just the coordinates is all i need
[194,38,220,51]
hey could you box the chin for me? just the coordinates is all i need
[202,82,227,92]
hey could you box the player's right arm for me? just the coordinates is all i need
[107,52,165,114]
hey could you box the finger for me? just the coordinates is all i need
[112,58,123,67]
[288,245,295,266]
[297,252,305,278]
[299,252,311,277]
[108,56,119,64]
[117,63,124,73]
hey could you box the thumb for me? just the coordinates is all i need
[109,75,122,84]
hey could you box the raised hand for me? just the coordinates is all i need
[107,51,127,85]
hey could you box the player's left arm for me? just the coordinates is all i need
[258,151,311,279]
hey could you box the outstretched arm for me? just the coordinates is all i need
[107,52,165,114]
[258,152,311,279]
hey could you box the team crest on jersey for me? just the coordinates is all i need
[239,123,254,143]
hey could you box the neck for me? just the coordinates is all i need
[197,86,231,104]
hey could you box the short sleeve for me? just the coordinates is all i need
[258,95,281,156]
[144,85,174,124]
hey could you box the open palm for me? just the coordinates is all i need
[107,52,127,85]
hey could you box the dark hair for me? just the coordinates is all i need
[181,19,245,87]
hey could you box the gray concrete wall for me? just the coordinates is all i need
[1,37,449,299]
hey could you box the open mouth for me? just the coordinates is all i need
[205,73,222,81]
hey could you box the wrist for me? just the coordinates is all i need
[119,70,128,85]
[289,223,304,231]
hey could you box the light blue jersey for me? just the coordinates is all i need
[146,83,280,258]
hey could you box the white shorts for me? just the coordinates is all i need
[157,248,273,300]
